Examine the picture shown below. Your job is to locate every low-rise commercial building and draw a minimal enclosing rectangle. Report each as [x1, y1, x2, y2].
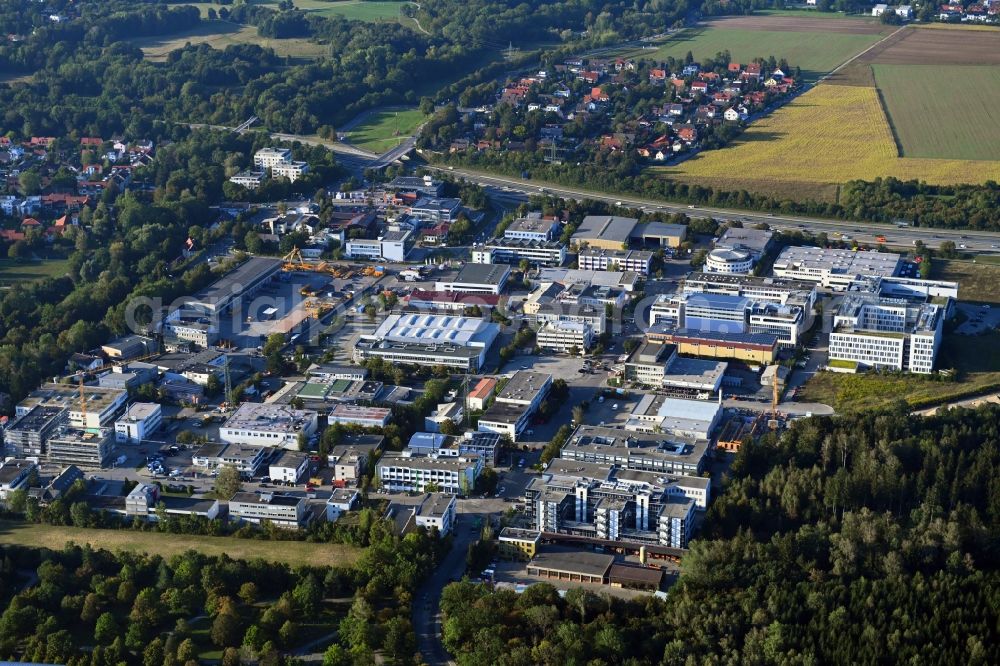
[647, 326, 779, 363]
[534, 302, 607, 336]
[498, 527, 541, 560]
[405, 290, 502, 312]
[624, 341, 726, 393]
[329, 404, 392, 428]
[536, 320, 594, 353]
[414, 493, 458, 536]
[269, 450, 309, 484]
[376, 452, 482, 494]
[713, 226, 774, 261]
[329, 435, 385, 485]
[354, 313, 500, 372]
[220, 403, 319, 450]
[829, 294, 944, 373]
[704, 247, 754, 274]
[435, 263, 511, 295]
[114, 403, 162, 444]
[467, 377, 497, 411]
[0, 459, 36, 501]
[504, 214, 561, 242]
[577, 248, 654, 275]
[478, 371, 552, 442]
[326, 487, 361, 521]
[192, 442, 271, 477]
[229, 492, 308, 529]
[627, 394, 722, 440]
[571, 215, 638, 250]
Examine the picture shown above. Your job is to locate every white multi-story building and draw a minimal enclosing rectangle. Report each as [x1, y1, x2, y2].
[254, 148, 292, 169]
[229, 492, 308, 529]
[414, 493, 458, 536]
[477, 371, 552, 441]
[376, 452, 482, 495]
[657, 497, 695, 549]
[229, 170, 265, 189]
[577, 248, 654, 275]
[472, 238, 566, 267]
[536, 320, 593, 352]
[17, 384, 128, 431]
[114, 403, 162, 444]
[268, 450, 309, 484]
[270, 161, 310, 183]
[704, 247, 754, 274]
[828, 294, 943, 373]
[354, 313, 501, 372]
[504, 215, 560, 242]
[220, 403, 319, 450]
[0, 459, 36, 501]
[652, 291, 808, 346]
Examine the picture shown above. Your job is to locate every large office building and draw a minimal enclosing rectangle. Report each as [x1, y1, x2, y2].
[478, 370, 552, 442]
[353, 313, 500, 371]
[560, 424, 709, 479]
[534, 302, 607, 336]
[577, 248, 654, 275]
[16, 383, 127, 431]
[525, 459, 700, 547]
[3, 405, 66, 458]
[684, 271, 818, 310]
[772, 246, 901, 290]
[504, 214, 561, 242]
[220, 403, 319, 450]
[829, 294, 944, 373]
[472, 238, 567, 267]
[376, 452, 483, 494]
[435, 263, 511, 295]
[704, 247, 754, 274]
[536, 320, 594, 353]
[651, 292, 809, 346]
[46, 426, 114, 469]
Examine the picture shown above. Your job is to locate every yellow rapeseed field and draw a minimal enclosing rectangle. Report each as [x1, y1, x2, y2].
[656, 85, 1000, 200]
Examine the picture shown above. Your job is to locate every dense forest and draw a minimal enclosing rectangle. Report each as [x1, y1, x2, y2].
[440, 403, 1000, 664]
[0, 518, 445, 664]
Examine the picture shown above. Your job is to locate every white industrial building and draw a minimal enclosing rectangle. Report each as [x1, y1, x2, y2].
[828, 294, 944, 373]
[771, 246, 901, 290]
[114, 403, 162, 444]
[627, 394, 723, 440]
[220, 403, 319, 450]
[353, 313, 501, 372]
[536, 320, 594, 353]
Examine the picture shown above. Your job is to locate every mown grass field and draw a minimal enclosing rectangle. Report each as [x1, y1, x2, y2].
[800, 331, 1000, 413]
[0, 521, 362, 567]
[932, 259, 1000, 304]
[173, 0, 408, 21]
[646, 26, 883, 82]
[344, 107, 427, 153]
[655, 85, 1000, 202]
[873, 65, 1000, 161]
[0, 257, 71, 285]
[131, 20, 329, 60]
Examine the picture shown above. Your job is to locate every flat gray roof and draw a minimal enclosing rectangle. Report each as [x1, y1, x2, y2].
[191, 257, 282, 308]
[453, 263, 511, 286]
[574, 215, 638, 243]
[529, 550, 614, 577]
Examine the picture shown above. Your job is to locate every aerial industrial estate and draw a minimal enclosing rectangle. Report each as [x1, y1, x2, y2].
[0, 1, 998, 663]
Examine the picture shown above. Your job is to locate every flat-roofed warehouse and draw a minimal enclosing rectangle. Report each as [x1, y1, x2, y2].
[526, 550, 615, 584]
[435, 263, 511, 295]
[631, 221, 687, 248]
[771, 246, 901, 291]
[571, 215, 638, 250]
[187, 257, 283, 315]
[354, 313, 500, 371]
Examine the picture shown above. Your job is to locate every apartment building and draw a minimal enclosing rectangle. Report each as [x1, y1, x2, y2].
[828, 294, 943, 373]
[253, 148, 292, 169]
[220, 403, 319, 450]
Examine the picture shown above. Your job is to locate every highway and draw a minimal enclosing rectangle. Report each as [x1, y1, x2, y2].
[423, 165, 1000, 254]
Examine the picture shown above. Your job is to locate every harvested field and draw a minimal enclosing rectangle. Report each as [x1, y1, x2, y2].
[874, 65, 1000, 161]
[130, 20, 328, 60]
[656, 85, 1000, 201]
[827, 24, 1000, 85]
[703, 14, 888, 34]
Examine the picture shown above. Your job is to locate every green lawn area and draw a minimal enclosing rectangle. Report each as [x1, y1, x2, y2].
[0, 521, 362, 568]
[874, 64, 1000, 161]
[800, 331, 1000, 412]
[0, 257, 71, 285]
[932, 259, 1000, 304]
[343, 107, 427, 154]
[646, 26, 883, 81]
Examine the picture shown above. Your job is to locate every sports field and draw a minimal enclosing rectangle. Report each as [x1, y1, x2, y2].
[0, 257, 71, 286]
[343, 107, 427, 154]
[0, 520, 362, 567]
[874, 65, 1000, 161]
[656, 84, 1000, 202]
[131, 21, 329, 60]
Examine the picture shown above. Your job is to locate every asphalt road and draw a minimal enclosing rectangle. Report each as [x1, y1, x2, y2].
[425, 165, 1000, 254]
